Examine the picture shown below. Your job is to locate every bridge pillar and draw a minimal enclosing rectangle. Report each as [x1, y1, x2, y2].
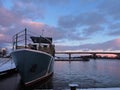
[93, 53, 97, 59]
[68, 53, 71, 60]
[117, 54, 120, 59]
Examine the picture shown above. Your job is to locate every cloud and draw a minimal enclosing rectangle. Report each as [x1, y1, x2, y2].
[58, 0, 120, 39]
[0, 5, 66, 43]
[56, 38, 120, 51]
[82, 25, 104, 36]
[109, 23, 120, 30]
[0, 0, 120, 52]
[58, 15, 78, 28]
[0, 7, 20, 27]
[10, 0, 70, 20]
[21, 20, 45, 30]
[98, 0, 120, 20]
[21, 20, 88, 42]
[0, 34, 4, 39]
[81, 12, 107, 25]
[11, 1, 45, 20]
[65, 29, 88, 40]
[108, 31, 120, 36]
[0, 0, 73, 42]
[0, 0, 2, 6]
[20, 20, 66, 40]
[0, 33, 11, 43]
[79, 0, 97, 3]
[95, 0, 120, 37]
[106, 22, 120, 36]
[0, 7, 64, 49]
[45, 0, 70, 6]
[79, 38, 120, 50]
[58, 12, 107, 29]
[12, 0, 69, 6]
[0, 4, 65, 42]
[0, 43, 11, 49]
[58, 12, 106, 38]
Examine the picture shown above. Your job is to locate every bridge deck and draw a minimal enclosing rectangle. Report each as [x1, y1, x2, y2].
[55, 51, 120, 54]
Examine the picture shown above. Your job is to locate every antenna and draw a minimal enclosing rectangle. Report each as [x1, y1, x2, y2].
[42, 29, 44, 36]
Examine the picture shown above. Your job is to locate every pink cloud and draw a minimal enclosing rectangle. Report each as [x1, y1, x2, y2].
[19, 20, 65, 40]
[0, 33, 10, 43]
[55, 38, 120, 51]
[114, 38, 120, 47]
[0, 7, 20, 27]
[0, 34, 4, 38]
[21, 20, 45, 30]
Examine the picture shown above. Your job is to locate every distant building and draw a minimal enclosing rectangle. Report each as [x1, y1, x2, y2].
[0, 48, 7, 57]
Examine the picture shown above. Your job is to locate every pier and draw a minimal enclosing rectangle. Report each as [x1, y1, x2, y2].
[0, 58, 16, 76]
[55, 51, 120, 59]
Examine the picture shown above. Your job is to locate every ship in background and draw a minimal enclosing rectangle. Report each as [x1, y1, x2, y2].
[11, 28, 55, 86]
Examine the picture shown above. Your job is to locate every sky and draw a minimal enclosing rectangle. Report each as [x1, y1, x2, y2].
[0, 0, 120, 52]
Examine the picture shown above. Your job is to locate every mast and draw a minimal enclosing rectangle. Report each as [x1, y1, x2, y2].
[25, 28, 27, 48]
[15, 34, 18, 49]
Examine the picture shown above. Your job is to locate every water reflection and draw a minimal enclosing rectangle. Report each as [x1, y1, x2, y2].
[53, 59, 120, 89]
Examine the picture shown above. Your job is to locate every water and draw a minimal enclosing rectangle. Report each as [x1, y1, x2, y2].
[53, 59, 120, 89]
[0, 58, 120, 90]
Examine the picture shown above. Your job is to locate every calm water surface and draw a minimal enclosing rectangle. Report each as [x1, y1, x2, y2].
[53, 59, 120, 89]
[0, 59, 120, 90]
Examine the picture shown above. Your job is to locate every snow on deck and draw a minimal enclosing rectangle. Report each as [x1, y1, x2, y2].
[0, 58, 15, 72]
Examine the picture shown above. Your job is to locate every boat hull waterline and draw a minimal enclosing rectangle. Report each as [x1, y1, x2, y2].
[11, 49, 54, 86]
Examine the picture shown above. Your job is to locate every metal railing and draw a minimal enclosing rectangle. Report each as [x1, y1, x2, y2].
[12, 28, 35, 50]
[12, 28, 53, 51]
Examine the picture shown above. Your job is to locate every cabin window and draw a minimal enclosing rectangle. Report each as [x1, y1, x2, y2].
[43, 45, 48, 49]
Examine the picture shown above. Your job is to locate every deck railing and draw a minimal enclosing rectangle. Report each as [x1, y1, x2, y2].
[12, 28, 35, 50]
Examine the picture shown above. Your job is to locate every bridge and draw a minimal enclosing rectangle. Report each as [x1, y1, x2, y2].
[55, 51, 120, 59]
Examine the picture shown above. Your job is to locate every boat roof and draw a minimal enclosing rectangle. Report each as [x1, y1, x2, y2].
[30, 36, 52, 44]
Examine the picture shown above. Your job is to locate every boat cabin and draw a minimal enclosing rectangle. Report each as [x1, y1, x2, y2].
[12, 29, 55, 57]
[29, 36, 55, 56]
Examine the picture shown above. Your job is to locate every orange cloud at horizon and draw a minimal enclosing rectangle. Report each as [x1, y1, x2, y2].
[97, 54, 117, 57]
